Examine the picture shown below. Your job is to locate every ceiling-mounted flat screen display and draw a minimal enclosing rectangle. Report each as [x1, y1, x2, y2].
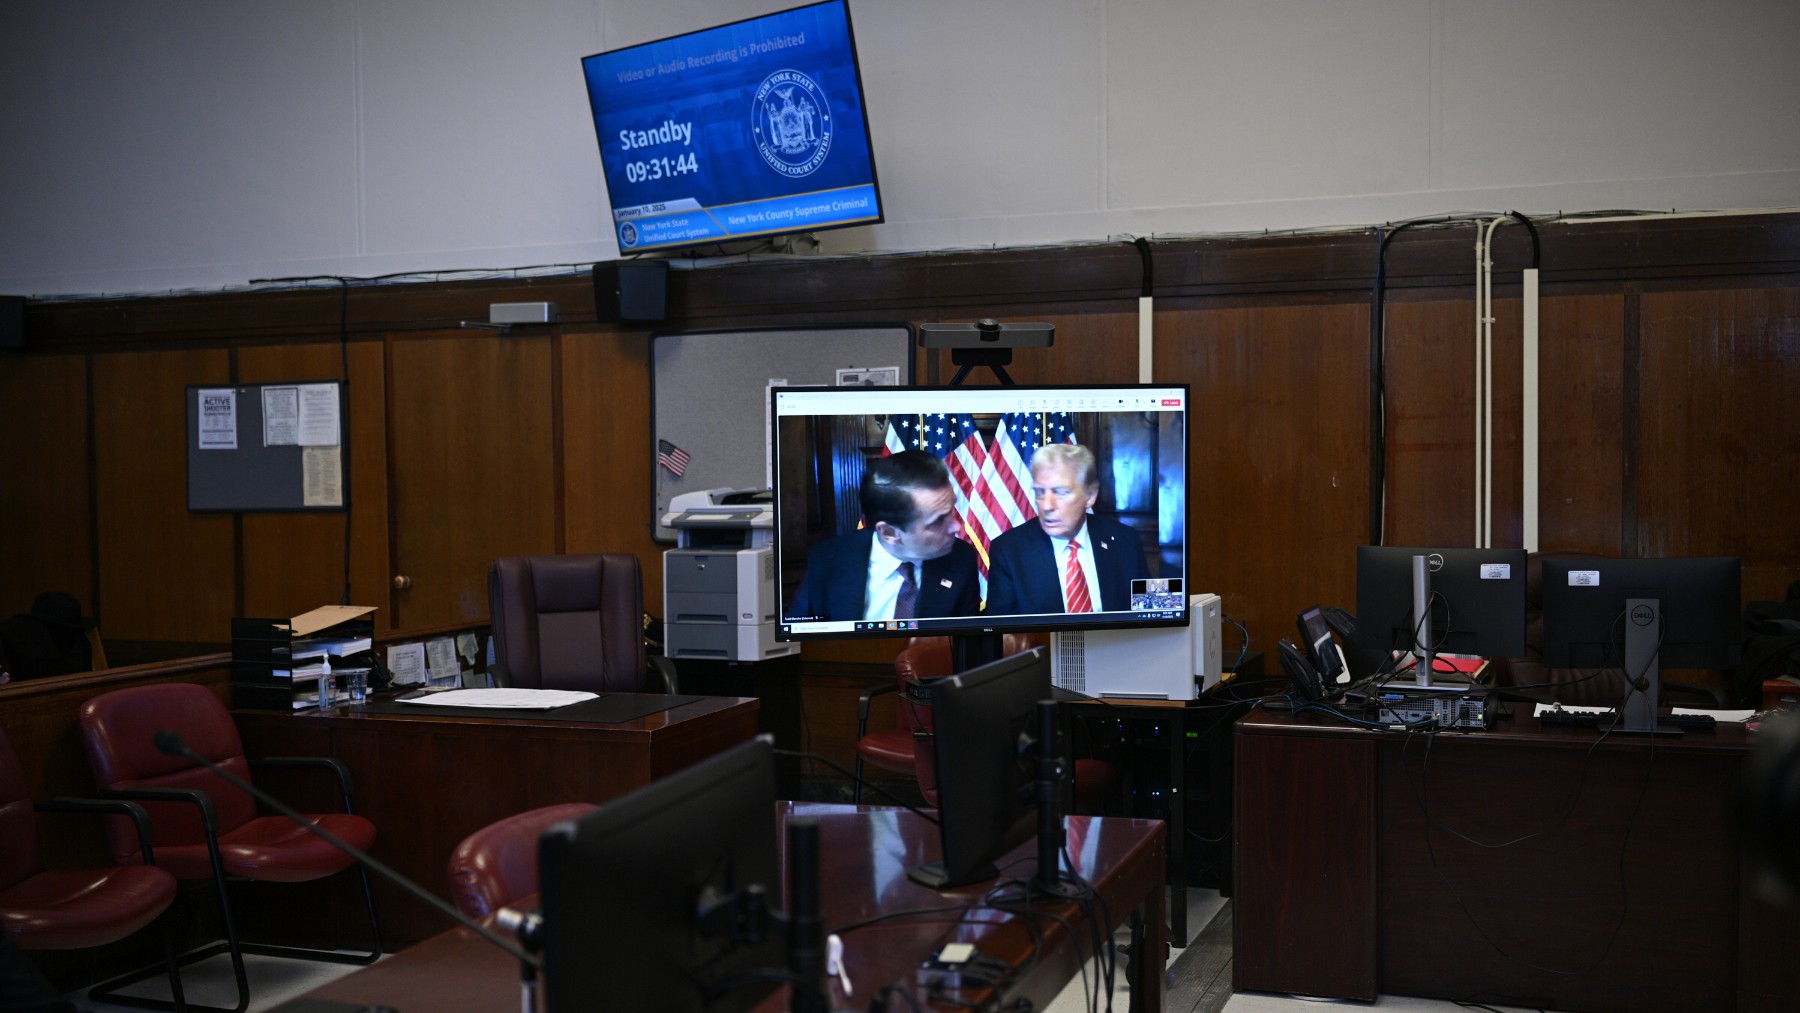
[580, 0, 882, 253]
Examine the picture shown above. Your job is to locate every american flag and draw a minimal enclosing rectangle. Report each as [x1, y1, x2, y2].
[885, 415, 988, 521]
[968, 412, 1077, 570]
[657, 439, 691, 477]
[884, 411, 1077, 583]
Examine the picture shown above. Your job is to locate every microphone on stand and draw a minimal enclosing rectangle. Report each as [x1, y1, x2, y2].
[152, 730, 544, 1010]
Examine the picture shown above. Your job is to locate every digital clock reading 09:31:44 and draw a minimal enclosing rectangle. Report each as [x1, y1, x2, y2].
[625, 152, 699, 183]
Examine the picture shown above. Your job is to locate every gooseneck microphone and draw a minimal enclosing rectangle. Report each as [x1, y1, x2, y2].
[151, 730, 540, 971]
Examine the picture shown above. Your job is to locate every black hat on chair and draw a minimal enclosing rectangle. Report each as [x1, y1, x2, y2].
[25, 591, 97, 629]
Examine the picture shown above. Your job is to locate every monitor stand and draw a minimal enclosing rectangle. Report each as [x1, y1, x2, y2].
[1618, 597, 1682, 735]
[950, 631, 1005, 675]
[1032, 700, 1071, 895]
[1379, 553, 1478, 693]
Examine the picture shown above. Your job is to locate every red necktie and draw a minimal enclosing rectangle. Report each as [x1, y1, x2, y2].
[1064, 541, 1092, 613]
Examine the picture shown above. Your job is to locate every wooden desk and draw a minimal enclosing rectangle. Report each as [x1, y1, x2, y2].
[1233, 708, 1800, 1012]
[236, 693, 759, 947]
[297, 803, 1168, 1012]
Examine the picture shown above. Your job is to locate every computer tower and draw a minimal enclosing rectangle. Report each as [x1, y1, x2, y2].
[1050, 593, 1223, 700]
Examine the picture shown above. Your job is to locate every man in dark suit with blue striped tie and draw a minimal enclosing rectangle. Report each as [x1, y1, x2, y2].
[785, 450, 982, 623]
[984, 443, 1146, 616]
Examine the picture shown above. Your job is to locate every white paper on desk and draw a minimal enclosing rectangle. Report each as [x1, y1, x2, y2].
[387, 642, 427, 686]
[1537, 703, 1756, 723]
[197, 388, 238, 449]
[425, 637, 460, 685]
[397, 688, 597, 710]
[297, 383, 341, 446]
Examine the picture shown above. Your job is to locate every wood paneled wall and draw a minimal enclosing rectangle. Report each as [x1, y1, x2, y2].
[4, 214, 1797, 677]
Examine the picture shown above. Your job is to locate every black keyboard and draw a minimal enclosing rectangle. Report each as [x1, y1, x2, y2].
[1537, 709, 1716, 731]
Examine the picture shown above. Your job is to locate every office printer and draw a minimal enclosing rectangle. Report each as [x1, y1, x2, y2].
[660, 488, 799, 662]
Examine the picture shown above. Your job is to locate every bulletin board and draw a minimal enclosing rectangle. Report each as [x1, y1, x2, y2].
[649, 325, 913, 542]
[186, 381, 346, 512]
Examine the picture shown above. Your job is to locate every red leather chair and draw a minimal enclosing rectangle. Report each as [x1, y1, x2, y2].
[0, 729, 184, 1010]
[77, 682, 382, 1013]
[860, 635, 1119, 814]
[446, 802, 597, 920]
[853, 634, 1040, 803]
[489, 554, 676, 693]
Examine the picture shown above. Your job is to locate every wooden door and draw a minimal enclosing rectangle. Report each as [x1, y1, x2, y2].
[387, 331, 556, 628]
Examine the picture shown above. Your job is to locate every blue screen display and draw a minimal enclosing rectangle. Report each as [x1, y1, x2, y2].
[582, 1, 882, 252]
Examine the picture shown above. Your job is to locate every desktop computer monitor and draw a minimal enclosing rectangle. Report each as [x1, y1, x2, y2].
[910, 647, 1057, 889]
[1355, 546, 1529, 662]
[771, 384, 1190, 647]
[538, 736, 784, 1013]
[1541, 556, 1742, 670]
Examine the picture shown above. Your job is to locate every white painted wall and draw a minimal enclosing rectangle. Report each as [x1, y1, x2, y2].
[2, 0, 1797, 297]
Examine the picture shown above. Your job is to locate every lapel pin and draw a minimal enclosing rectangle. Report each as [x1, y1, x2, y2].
[939, 578, 954, 588]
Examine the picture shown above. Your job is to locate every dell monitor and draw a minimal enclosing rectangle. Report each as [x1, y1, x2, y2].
[909, 646, 1060, 890]
[1540, 556, 1741, 733]
[771, 383, 1190, 662]
[1355, 546, 1528, 688]
[580, 1, 882, 253]
[539, 736, 790, 1012]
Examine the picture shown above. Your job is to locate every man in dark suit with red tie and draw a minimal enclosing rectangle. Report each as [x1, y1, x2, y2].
[785, 450, 982, 623]
[984, 443, 1146, 616]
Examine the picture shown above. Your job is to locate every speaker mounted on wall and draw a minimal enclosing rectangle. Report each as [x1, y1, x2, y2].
[0, 296, 24, 351]
[593, 260, 668, 323]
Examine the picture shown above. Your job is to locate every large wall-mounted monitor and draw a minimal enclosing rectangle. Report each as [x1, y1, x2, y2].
[580, 0, 882, 253]
[771, 384, 1190, 641]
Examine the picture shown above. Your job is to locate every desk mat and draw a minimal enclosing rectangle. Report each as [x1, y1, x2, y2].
[352, 693, 703, 724]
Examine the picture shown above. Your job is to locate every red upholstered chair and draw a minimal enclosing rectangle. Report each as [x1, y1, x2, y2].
[447, 802, 597, 920]
[489, 554, 676, 693]
[0, 729, 184, 1009]
[77, 682, 382, 1013]
[854, 635, 1038, 803]
[859, 635, 1119, 813]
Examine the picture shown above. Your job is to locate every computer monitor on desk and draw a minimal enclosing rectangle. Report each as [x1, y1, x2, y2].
[538, 736, 795, 1013]
[911, 647, 1065, 891]
[1355, 546, 1528, 689]
[1541, 556, 1742, 733]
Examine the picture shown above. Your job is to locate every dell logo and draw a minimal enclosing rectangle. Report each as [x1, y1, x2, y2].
[1630, 603, 1656, 626]
[1427, 553, 1445, 572]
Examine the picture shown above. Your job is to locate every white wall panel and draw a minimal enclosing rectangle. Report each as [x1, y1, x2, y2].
[1, 0, 1796, 295]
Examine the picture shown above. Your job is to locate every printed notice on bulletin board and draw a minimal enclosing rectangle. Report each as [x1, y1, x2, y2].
[187, 381, 346, 512]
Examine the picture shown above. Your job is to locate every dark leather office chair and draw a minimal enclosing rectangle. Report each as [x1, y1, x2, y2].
[446, 802, 597, 920]
[488, 554, 676, 694]
[0, 729, 184, 1009]
[77, 683, 382, 1013]
[0, 591, 107, 680]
